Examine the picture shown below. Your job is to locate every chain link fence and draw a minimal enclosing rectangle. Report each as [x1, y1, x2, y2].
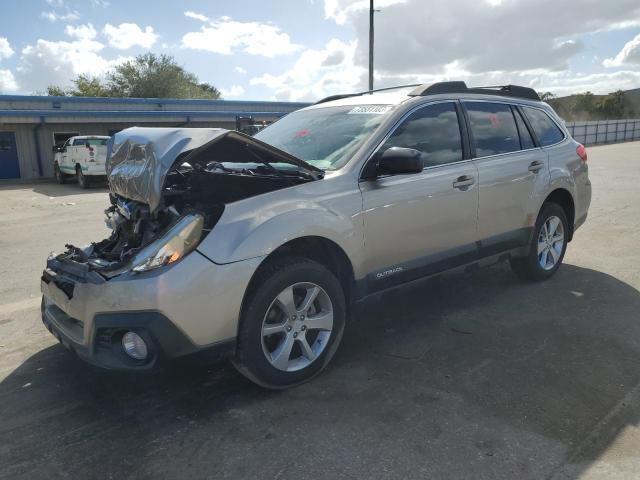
[565, 119, 640, 146]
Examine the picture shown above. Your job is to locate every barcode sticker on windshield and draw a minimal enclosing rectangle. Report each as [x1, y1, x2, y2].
[347, 105, 393, 114]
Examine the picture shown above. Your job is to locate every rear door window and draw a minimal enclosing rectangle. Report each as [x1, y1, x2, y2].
[465, 102, 520, 157]
[513, 107, 536, 150]
[522, 106, 565, 146]
[380, 102, 463, 167]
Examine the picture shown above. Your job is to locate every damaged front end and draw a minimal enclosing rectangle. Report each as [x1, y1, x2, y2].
[45, 127, 323, 289]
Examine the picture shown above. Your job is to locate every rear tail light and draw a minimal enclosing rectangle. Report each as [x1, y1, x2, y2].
[576, 144, 587, 162]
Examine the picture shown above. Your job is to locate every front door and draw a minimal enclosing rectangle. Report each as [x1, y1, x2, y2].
[0, 132, 20, 179]
[359, 101, 479, 293]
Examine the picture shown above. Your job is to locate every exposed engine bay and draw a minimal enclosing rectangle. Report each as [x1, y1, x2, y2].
[47, 128, 323, 282]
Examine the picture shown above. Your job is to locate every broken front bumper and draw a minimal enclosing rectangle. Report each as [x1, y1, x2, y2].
[40, 250, 263, 370]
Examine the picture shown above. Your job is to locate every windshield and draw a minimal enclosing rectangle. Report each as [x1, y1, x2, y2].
[254, 105, 394, 170]
[84, 138, 109, 146]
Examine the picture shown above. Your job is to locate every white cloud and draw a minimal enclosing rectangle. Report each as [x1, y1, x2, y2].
[220, 85, 245, 97]
[103, 23, 158, 50]
[182, 18, 300, 58]
[324, 0, 640, 75]
[235, 66, 247, 74]
[0, 38, 14, 60]
[41, 10, 80, 22]
[45, 0, 64, 6]
[536, 70, 640, 96]
[253, 38, 640, 101]
[64, 23, 97, 41]
[15, 36, 129, 93]
[185, 11, 209, 22]
[250, 38, 365, 101]
[324, 0, 408, 25]
[603, 33, 640, 67]
[0, 70, 18, 92]
[368, 63, 640, 97]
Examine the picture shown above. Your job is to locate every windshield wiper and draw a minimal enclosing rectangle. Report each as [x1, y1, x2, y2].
[244, 145, 316, 180]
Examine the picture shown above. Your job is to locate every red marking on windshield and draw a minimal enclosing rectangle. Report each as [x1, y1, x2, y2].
[295, 129, 310, 138]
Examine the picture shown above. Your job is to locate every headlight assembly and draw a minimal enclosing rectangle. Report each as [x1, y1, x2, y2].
[131, 213, 204, 273]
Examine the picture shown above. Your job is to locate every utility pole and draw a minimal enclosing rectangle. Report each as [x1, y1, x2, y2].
[368, 0, 374, 91]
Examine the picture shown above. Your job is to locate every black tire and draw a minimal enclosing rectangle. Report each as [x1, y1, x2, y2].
[76, 165, 89, 189]
[233, 256, 346, 389]
[54, 163, 66, 184]
[510, 202, 569, 281]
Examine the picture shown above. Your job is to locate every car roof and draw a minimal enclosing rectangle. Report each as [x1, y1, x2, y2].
[304, 86, 417, 109]
[304, 82, 544, 111]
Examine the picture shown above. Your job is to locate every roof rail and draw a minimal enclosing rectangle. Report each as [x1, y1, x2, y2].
[314, 84, 421, 105]
[409, 81, 540, 101]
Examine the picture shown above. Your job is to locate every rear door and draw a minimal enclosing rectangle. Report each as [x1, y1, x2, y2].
[71, 138, 86, 167]
[464, 101, 548, 254]
[359, 101, 479, 292]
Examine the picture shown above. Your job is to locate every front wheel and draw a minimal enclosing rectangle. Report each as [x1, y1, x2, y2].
[54, 163, 66, 184]
[510, 202, 568, 281]
[76, 165, 89, 189]
[233, 257, 346, 389]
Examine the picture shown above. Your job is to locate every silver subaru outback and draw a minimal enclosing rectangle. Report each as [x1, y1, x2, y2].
[41, 82, 591, 388]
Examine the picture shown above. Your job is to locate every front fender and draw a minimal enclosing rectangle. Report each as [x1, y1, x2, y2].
[197, 182, 365, 276]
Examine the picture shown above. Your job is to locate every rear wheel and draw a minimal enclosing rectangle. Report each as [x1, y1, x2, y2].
[76, 165, 89, 189]
[510, 202, 568, 281]
[54, 163, 66, 184]
[233, 257, 346, 389]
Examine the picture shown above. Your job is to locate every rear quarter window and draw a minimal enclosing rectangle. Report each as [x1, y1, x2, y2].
[522, 106, 565, 146]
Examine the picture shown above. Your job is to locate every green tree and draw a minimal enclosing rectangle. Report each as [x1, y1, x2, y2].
[596, 90, 626, 119]
[69, 74, 111, 97]
[45, 53, 221, 99]
[46, 85, 67, 96]
[108, 53, 220, 99]
[571, 91, 597, 120]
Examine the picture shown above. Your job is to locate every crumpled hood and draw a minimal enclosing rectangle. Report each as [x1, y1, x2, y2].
[107, 127, 321, 213]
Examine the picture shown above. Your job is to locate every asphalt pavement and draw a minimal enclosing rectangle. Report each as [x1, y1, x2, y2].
[1, 142, 640, 479]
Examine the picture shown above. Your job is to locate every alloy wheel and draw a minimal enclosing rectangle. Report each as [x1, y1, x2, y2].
[261, 282, 334, 372]
[537, 215, 564, 270]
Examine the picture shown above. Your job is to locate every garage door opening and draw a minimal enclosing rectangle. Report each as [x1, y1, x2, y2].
[0, 132, 20, 179]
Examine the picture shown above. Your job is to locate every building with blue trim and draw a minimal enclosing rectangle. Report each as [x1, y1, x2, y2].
[0, 95, 308, 181]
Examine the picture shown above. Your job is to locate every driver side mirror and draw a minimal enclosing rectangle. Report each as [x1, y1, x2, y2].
[376, 147, 424, 176]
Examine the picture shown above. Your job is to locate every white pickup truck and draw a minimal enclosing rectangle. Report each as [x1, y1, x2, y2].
[53, 135, 110, 188]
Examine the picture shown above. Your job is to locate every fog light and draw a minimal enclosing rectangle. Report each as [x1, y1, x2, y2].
[122, 331, 148, 360]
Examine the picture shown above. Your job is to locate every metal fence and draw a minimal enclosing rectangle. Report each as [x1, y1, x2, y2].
[565, 119, 640, 146]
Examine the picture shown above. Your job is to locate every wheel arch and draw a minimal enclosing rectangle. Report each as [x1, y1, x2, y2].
[240, 236, 356, 330]
[543, 188, 575, 241]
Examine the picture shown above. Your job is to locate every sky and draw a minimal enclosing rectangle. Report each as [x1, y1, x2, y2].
[1, 0, 640, 101]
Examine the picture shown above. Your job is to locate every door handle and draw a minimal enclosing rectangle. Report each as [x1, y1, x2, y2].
[452, 175, 475, 190]
[528, 161, 544, 173]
